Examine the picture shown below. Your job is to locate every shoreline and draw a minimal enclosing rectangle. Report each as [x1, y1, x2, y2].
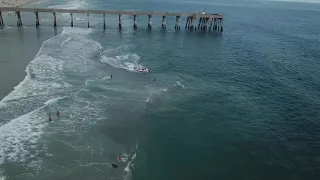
[0, 0, 42, 15]
[0, 0, 40, 7]
[0, 0, 49, 101]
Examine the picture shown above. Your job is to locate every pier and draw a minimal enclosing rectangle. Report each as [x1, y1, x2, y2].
[0, 7, 224, 32]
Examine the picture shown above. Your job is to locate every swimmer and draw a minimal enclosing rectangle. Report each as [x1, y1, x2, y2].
[112, 164, 118, 168]
[110, 74, 113, 79]
[153, 78, 155, 82]
[117, 155, 121, 162]
[49, 113, 52, 121]
[56, 111, 60, 117]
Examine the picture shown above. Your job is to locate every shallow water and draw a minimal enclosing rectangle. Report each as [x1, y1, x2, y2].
[0, 0, 320, 180]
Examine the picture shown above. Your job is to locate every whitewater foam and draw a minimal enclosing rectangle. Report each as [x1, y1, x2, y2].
[0, 104, 46, 164]
[61, 37, 72, 47]
[85, 79, 95, 85]
[124, 142, 139, 180]
[62, 27, 92, 35]
[100, 53, 144, 72]
[48, 0, 87, 9]
[175, 81, 186, 89]
[1, 54, 65, 103]
[44, 96, 67, 105]
[0, 27, 98, 173]
[0, 170, 5, 180]
[146, 96, 151, 103]
[145, 88, 169, 103]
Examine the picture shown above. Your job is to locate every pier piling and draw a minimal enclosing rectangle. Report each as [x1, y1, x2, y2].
[220, 19, 223, 32]
[118, 14, 121, 29]
[216, 18, 218, 31]
[205, 18, 209, 31]
[16, 11, 22, 27]
[148, 15, 152, 29]
[187, 17, 192, 29]
[70, 13, 73, 27]
[103, 14, 106, 30]
[189, 17, 194, 31]
[216, 18, 218, 32]
[202, 18, 205, 30]
[175, 16, 180, 30]
[188, 17, 191, 30]
[53, 12, 56, 27]
[185, 17, 189, 29]
[0, 11, 4, 27]
[209, 18, 213, 31]
[162, 16, 166, 29]
[35, 12, 39, 27]
[87, 13, 89, 28]
[201, 18, 206, 31]
[133, 15, 137, 29]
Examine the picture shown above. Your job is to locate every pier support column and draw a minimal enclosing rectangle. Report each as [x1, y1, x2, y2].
[133, 15, 137, 29]
[221, 19, 223, 33]
[0, 11, 3, 27]
[175, 16, 180, 30]
[148, 15, 152, 29]
[87, 13, 90, 28]
[185, 17, 189, 29]
[35, 12, 39, 27]
[203, 18, 208, 32]
[162, 16, 166, 29]
[103, 14, 106, 30]
[70, 13, 73, 27]
[201, 18, 205, 31]
[198, 18, 202, 29]
[216, 18, 219, 32]
[16, 11, 22, 27]
[188, 17, 193, 30]
[0, 11, 4, 27]
[209, 18, 213, 31]
[53, 12, 56, 27]
[118, 14, 122, 29]
[189, 17, 194, 31]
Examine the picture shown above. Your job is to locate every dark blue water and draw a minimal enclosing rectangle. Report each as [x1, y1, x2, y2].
[0, 0, 320, 180]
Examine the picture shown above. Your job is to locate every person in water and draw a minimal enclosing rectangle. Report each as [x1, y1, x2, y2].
[117, 155, 121, 162]
[153, 78, 155, 82]
[56, 111, 60, 117]
[49, 113, 52, 121]
[110, 74, 113, 79]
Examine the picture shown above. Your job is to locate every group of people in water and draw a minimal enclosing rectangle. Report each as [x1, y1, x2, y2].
[48, 111, 129, 169]
[47, 67, 153, 169]
[48, 111, 60, 121]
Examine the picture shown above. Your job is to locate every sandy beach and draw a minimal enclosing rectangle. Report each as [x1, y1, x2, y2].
[0, 0, 41, 16]
[0, 0, 39, 7]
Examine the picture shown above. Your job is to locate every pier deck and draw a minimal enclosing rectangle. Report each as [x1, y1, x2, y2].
[0, 7, 224, 32]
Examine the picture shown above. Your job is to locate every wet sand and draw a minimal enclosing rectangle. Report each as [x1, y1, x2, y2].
[0, 0, 39, 7]
[0, 0, 59, 100]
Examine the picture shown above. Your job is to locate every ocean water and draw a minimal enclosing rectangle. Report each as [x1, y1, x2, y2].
[0, 0, 320, 180]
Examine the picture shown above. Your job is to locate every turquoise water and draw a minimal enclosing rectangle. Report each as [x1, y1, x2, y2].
[0, 0, 320, 179]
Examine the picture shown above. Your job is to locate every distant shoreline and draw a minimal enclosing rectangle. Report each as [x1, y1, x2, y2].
[0, 0, 42, 15]
[266, 0, 320, 4]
